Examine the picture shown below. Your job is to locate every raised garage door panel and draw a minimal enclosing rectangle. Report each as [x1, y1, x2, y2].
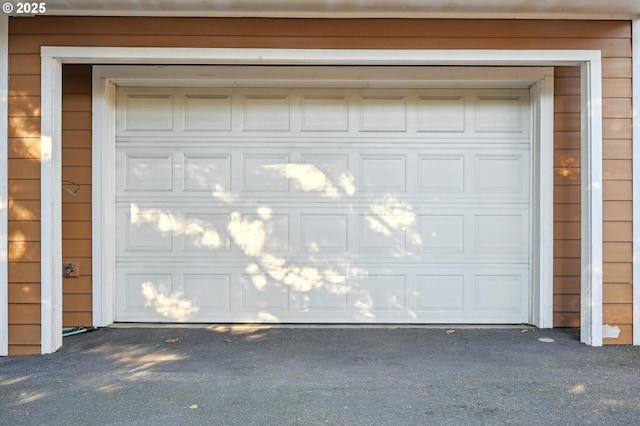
[115, 86, 531, 323]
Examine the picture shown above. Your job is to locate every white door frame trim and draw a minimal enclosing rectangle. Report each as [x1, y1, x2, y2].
[39, 47, 603, 353]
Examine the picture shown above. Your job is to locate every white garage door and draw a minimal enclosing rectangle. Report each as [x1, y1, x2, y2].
[114, 85, 531, 323]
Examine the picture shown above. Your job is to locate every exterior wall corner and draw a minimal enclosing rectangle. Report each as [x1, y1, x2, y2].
[1, 14, 9, 356]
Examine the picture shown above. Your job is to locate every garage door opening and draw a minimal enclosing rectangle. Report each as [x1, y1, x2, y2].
[98, 66, 552, 325]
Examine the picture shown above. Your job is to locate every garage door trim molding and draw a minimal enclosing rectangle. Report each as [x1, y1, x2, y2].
[38, 47, 603, 353]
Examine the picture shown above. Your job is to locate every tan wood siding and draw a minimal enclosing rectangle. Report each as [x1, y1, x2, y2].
[6, 17, 633, 353]
[7, 21, 42, 353]
[61, 65, 93, 328]
[553, 67, 582, 328]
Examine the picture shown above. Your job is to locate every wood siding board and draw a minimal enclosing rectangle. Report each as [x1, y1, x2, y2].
[554, 222, 581, 240]
[554, 66, 580, 78]
[62, 94, 92, 112]
[8, 137, 40, 159]
[62, 221, 92, 240]
[8, 345, 41, 356]
[602, 78, 633, 98]
[554, 77, 581, 95]
[603, 159, 632, 180]
[602, 242, 633, 263]
[603, 262, 633, 283]
[62, 130, 92, 148]
[8, 303, 41, 324]
[554, 312, 580, 327]
[61, 148, 91, 167]
[8, 159, 40, 180]
[603, 119, 633, 139]
[8, 200, 40, 221]
[603, 283, 633, 304]
[8, 117, 40, 138]
[554, 294, 581, 312]
[603, 304, 633, 324]
[554, 149, 581, 167]
[62, 240, 92, 258]
[601, 58, 633, 78]
[554, 204, 581, 222]
[8, 54, 40, 75]
[61, 203, 92, 222]
[554, 113, 581, 132]
[63, 276, 92, 294]
[603, 201, 632, 221]
[8, 220, 40, 242]
[603, 222, 632, 241]
[603, 325, 632, 345]
[61, 185, 92, 204]
[8, 325, 40, 345]
[554, 95, 581, 113]
[62, 312, 92, 327]
[553, 132, 581, 150]
[553, 258, 581, 276]
[603, 98, 633, 119]
[62, 76, 92, 95]
[8, 283, 40, 303]
[8, 75, 40, 95]
[554, 240, 581, 258]
[61, 167, 92, 185]
[8, 241, 40, 262]
[603, 180, 632, 201]
[62, 294, 92, 312]
[554, 186, 581, 204]
[8, 17, 632, 38]
[8, 96, 40, 117]
[61, 112, 91, 131]
[603, 139, 632, 159]
[62, 64, 92, 77]
[8, 262, 40, 282]
[554, 168, 581, 186]
[554, 276, 581, 295]
[8, 179, 40, 199]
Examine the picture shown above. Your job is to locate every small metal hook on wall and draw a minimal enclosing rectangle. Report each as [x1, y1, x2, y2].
[62, 180, 81, 196]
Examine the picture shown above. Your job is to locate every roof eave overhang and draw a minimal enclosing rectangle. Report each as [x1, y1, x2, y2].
[13, 0, 640, 20]
[28, 12, 639, 20]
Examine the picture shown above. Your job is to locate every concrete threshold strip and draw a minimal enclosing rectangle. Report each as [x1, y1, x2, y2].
[106, 323, 536, 330]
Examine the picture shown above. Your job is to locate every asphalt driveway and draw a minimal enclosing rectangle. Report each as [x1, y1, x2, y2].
[1, 326, 639, 425]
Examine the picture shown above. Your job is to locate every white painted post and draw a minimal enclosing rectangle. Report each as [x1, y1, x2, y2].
[40, 54, 63, 354]
[580, 56, 604, 347]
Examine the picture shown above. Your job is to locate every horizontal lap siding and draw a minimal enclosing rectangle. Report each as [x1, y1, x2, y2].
[7, 17, 633, 353]
[553, 67, 582, 331]
[61, 65, 92, 328]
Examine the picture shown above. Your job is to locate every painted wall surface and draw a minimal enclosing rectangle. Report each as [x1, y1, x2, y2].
[6, 17, 633, 354]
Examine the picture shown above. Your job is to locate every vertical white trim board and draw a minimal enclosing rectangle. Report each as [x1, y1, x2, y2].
[633, 17, 640, 346]
[0, 15, 9, 356]
[40, 47, 603, 353]
[529, 74, 555, 329]
[91, 75, 117, 328]
[40, 56, 64, 354]
[580, 58, 604, 346]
